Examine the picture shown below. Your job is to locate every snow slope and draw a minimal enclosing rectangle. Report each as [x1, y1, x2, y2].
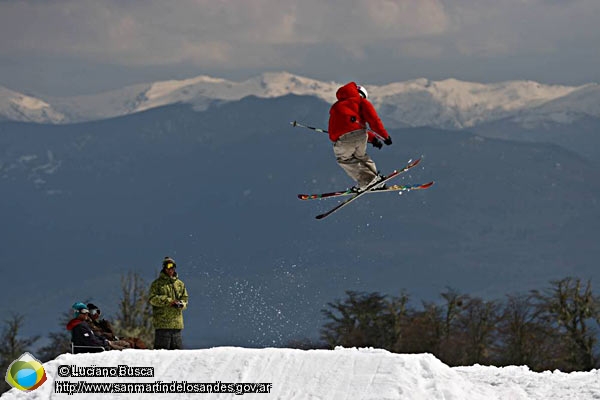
[513, 83, 600, 126]
[0, 86, 65, 124]
[3, 347, 599, 399]
[370, 78, 593, 129]
[1, 73, 598, 128]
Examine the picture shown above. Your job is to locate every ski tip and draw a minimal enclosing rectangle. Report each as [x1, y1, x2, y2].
[315, 214, 326, 220]
[290, 120, 297, 127]
[421, 181, 435, 189]
[409, 157, 422, 167]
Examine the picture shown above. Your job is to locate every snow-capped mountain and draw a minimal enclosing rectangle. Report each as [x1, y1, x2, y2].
[0, 73, 339, 124]
[371, 78, 596, 129]
[0, 86, 66, 123]
[512, 83, 600, 127]
[0, 72, 598, 129]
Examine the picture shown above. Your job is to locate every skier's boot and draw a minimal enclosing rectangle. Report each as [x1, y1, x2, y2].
[359, 174, 385, 192]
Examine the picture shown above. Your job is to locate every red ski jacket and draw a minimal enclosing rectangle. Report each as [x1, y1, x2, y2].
[327, 82, 390, 142]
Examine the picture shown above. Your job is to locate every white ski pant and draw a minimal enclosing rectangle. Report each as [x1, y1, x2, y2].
[333, 129, 378, 187]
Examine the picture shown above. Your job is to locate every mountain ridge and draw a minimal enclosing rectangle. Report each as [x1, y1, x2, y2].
[1, 72, 598, 130]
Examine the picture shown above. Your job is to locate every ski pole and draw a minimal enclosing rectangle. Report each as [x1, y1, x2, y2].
[290, 120, 387, 141]
[290, 120, 328, 133]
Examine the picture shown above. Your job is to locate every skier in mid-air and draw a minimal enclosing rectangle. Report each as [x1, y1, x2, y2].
[294, 81, 432, 219]
[328, 82, 393, 192]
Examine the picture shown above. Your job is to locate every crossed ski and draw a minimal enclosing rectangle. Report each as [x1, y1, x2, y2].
[300, 158, 432, 220]
[298, 181, 434, 200]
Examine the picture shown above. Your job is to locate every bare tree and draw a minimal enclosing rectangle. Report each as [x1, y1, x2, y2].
[436, 289, 470, 365]
[458, 297, 500, 365]
[318, 277, 600, 371]
[531, 277, 600, 371]
[321, 291, 399, 349]
[496, 294, 562, 371]
[112, 272, 154, 348]
[398, 302, 442, 355]
[0, 314, 39, 394]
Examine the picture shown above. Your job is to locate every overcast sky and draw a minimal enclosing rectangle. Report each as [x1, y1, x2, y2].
[1, 0, 599, 96]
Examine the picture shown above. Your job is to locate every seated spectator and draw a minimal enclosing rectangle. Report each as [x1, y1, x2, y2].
[66, 302, 109, 352]
[87, 303, 147, 349]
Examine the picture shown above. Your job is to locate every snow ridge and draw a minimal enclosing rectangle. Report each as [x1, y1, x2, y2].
[3, 347, 598, 400]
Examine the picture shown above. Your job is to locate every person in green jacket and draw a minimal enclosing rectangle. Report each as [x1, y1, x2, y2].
[148, 256, 189, 349]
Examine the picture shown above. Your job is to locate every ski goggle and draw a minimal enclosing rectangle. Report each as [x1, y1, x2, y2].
[165, 262, 176, 269]
[90, 309, 101, 316]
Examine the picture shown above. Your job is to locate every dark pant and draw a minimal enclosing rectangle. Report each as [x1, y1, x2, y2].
[154, 329, 183, 350]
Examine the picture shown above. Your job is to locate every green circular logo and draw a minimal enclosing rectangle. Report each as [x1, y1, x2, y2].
[5, 352, 47, 392]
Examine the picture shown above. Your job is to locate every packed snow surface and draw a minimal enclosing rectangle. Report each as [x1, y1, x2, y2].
[3, 347, 599, 399]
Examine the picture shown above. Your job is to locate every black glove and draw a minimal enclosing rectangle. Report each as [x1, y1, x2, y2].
[370, 138, 383, 149]
[384, 136, 392, 146]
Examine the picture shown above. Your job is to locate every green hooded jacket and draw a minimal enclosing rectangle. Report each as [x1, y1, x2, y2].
[148, 271, 189, 330]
